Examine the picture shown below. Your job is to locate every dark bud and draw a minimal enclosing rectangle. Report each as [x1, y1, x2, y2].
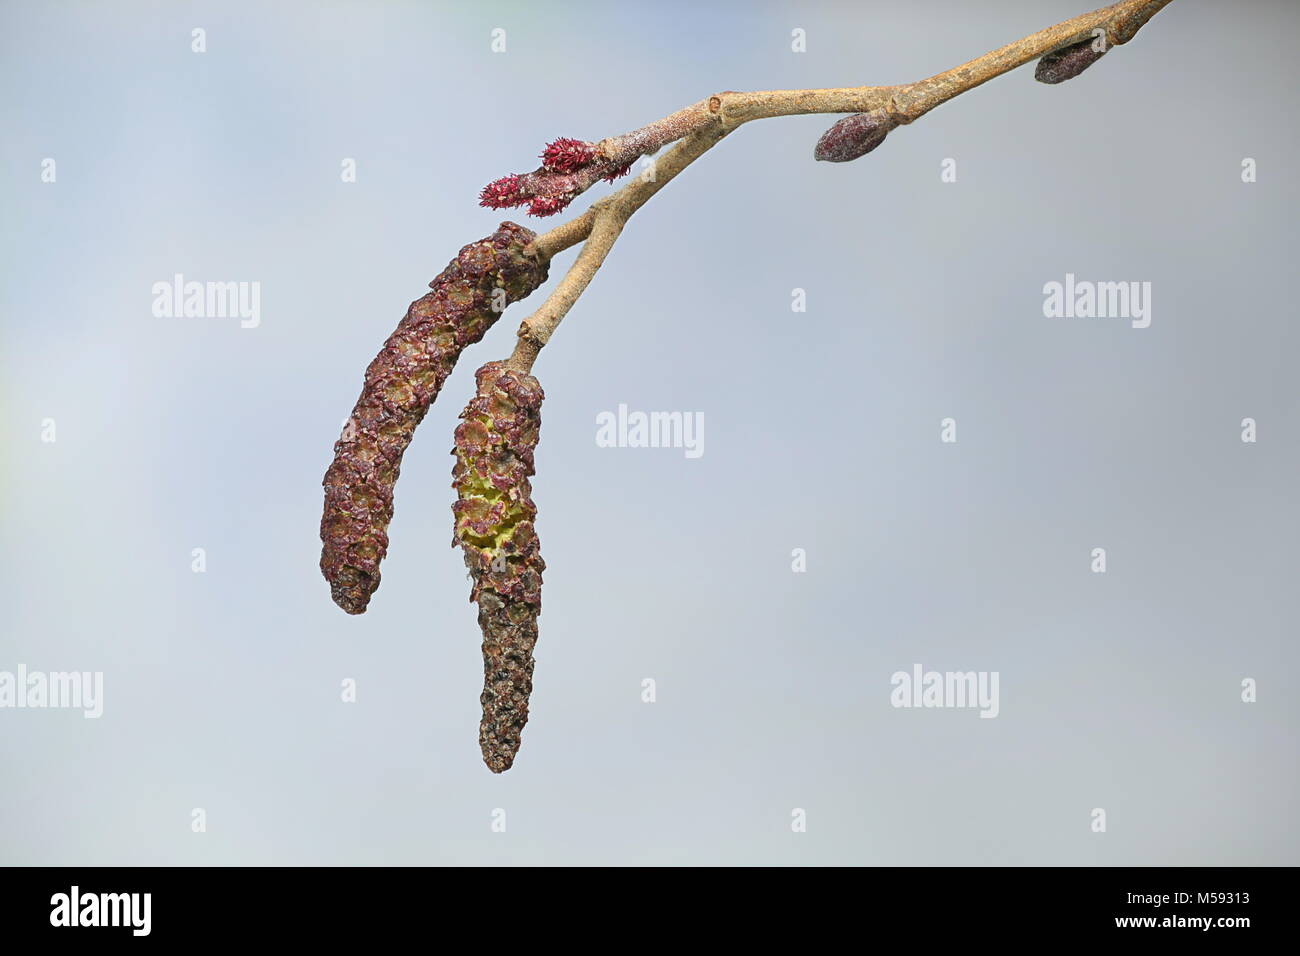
[813, 111, 895, 163]
[1035, 36, 1108, 84]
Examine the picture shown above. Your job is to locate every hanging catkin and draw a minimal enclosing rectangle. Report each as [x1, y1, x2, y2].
[320, 223, 549, 614]
[451, 362, 546, 773]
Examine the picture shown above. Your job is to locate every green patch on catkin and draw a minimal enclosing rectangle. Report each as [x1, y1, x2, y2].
[451, 362, 546, 773]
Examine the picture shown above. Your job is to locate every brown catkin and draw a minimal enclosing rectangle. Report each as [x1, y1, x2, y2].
[320, 223, 548, 614]
[451, 362, 546, 773]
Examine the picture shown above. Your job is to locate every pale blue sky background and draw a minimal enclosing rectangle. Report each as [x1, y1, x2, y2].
[2, 0, 1296, 865]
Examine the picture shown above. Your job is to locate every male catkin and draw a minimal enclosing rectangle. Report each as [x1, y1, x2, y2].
[451, 362, 546, 773]
[320, 223, 548, 614]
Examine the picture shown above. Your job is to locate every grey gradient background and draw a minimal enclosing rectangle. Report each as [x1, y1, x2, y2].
[2, 0, 1296, 866]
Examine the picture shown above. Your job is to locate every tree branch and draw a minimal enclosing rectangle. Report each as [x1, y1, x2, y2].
[507, 125, 732, 371]
[503, 0, 1173, 371]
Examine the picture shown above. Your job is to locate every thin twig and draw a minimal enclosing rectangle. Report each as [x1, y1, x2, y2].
[510, 0, 1173, 369]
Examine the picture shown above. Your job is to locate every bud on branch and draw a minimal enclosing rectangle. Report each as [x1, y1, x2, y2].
[479, 136, 639, 218]
[814, 111, 897, 163]
[1035, 35, 1108, 84]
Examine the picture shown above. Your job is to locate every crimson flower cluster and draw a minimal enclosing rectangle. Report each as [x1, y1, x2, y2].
[479, 137, 633, 217]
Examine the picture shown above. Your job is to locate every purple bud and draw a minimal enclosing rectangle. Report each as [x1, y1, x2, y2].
[813, 111, 894, 163]
[1035, 36, 1108, 84]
